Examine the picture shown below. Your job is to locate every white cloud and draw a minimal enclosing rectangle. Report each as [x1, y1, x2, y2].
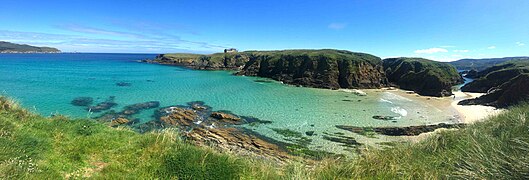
[517, 42, 525, 46]
[414, 47, 448, 54]
[487, 46, 496, 49]
[440, 45, 456, 48]
[328, 23, 347, 30]
[453, 49, 469, 53]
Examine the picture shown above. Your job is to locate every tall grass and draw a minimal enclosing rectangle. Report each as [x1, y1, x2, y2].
[1, 96, 529, 179]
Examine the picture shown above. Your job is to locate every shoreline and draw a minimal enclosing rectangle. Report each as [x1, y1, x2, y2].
[451, 91, 503, 124]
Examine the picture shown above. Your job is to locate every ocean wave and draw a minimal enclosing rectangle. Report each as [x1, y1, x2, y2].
[379, 98, 393, 104]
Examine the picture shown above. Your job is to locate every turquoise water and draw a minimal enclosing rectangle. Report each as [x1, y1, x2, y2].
[0, 53, 459, 153]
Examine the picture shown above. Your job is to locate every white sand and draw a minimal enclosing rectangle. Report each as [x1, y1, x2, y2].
[451, 91, 504, 124]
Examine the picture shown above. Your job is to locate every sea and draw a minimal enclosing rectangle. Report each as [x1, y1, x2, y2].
[0, 53, 460, 154]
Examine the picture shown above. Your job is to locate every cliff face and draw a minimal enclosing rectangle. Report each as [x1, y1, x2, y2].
[383, 58, 463, 97]
[236, 50, 387, 89]
[459, 73, 529, 107]
[149, 49, 466, 96]
[459, 60, 529, 107]
[461, 61, 529, 93]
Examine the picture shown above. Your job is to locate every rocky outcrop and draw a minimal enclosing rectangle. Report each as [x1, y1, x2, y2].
[461, 63, 529, 93]
[146, 50, 467, 96]
[336, 123, 466, 136]
[383, 58, 464, 97]
[146, 52, 249, 70]
[459, 60, 529, 107]
[136, 101, 292, 161]
[459, 73, 529, 107]
[236, 50, 387, 89]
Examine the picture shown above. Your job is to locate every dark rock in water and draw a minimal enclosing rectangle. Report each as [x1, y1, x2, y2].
[322, 135, 361, 147]
[305, 131, 315, 136]
[372, 115, 399, 121]
[87, 97, 117, 112]
[254, 79, 273, 83]
[210, 111, 241, 122]
[116, 82, 132, 87]
[240, 116, 273, 124]
[122, 101, 160, 115]
[336, 123, 466, 136]
[146, 80, 155, 82]
[71, 97, 93, 106]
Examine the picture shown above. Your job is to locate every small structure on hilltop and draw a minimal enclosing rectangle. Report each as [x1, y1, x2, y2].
[224, 48, 238, 53]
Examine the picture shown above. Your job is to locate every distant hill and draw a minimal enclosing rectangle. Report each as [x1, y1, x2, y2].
[449, 57, 529, 71]
[383, 57, 463, 97]
[0, 41, 61, 53]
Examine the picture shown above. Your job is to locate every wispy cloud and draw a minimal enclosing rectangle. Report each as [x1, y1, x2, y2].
[516, 42, 525, 46]
[487, 46, 496, 49]
[328, 23, 347, 30]
[453, 49, 469, 53]
[58, 24, 145, 39]
[0, 28, 228, 53]
[414, 47, 448, 54]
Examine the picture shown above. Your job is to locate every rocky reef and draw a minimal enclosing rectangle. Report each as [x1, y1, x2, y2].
[383, 58, 463, 97]
[336, 123, 466, 136]
[460, 60, 529, 107]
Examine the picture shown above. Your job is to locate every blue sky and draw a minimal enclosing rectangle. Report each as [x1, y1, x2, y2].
[0, 0, 528, 61]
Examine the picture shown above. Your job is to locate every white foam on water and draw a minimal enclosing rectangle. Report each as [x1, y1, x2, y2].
[379, 98, 393, 104]
[391, 106, 408, 117]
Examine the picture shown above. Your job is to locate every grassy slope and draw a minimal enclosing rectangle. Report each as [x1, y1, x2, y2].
[1, 96, 529, 179]
[384, 57, 461, 83]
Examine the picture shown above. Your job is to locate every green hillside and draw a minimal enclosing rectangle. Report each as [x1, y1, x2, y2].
[0, 41, 60, 53]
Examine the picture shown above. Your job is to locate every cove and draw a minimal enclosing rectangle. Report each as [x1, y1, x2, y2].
[0, 53, 460, 154]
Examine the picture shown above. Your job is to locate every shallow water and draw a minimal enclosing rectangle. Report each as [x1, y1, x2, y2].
[0, 53, 459, 154]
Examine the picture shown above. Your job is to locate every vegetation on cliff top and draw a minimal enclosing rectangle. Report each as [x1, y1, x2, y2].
[460, 60, 529, 107]
[2, 96, 529, 179]
[0, 41, 60, 53]
[383, 57, 463, 97]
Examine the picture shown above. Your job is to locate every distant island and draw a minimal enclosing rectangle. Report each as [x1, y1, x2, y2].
[0, 41, 61, 53]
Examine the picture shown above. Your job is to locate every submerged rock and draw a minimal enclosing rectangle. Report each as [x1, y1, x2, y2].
[71, 97, 93, 106]
[116, 82, 132, 87]
[210, 112, 241, 122]
[372, 115, 399, 121]
[322, 135, 361, 147]
[122, 101, 160, 115]
[87, 97, 117, 112]
[336, 123, 466, 136]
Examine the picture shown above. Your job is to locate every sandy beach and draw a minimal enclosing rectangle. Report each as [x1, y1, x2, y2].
[451, 91, 504, 124]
